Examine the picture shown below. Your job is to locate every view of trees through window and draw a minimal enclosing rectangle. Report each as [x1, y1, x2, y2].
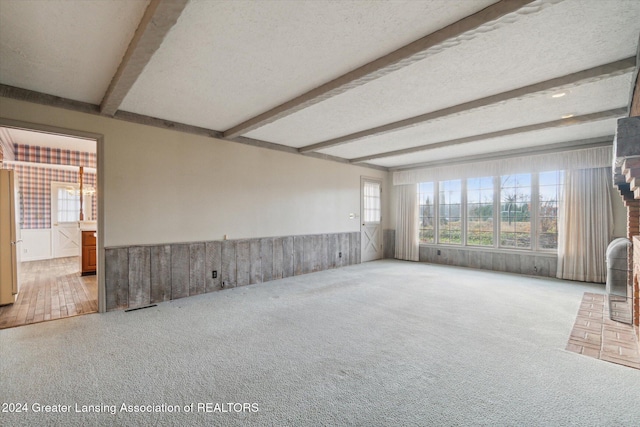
[467, 177, 494, 246]
[438, 180, 461, 244]
[418, 182, 435, 243]
[500, 174, 531, 248]
[539, 170, 564, 249]
[417, 171, 563, 251]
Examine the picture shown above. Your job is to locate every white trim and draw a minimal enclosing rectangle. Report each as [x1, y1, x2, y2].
[0, 127, 16, 160]
[4, 160, 96, 174]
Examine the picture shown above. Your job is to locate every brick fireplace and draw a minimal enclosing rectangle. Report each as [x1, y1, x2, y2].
[613, 116, 640, 339]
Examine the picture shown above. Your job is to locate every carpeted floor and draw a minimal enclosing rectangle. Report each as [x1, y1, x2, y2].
[1, 260, 639, 426]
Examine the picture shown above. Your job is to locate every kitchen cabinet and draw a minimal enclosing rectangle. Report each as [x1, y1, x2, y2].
[81, 230, 96, 275]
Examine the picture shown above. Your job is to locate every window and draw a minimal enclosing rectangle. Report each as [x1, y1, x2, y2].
[500, 174, 531, 248]
[538, 170, 563, 249]
[363, 181, 381, 223]
[467, 177, 494, 246]
[418, 182, 435, 243]
[57, 187, 82, 223]
[53, 182, 92, 223]
[417, 170, 562, 252]
[438, 180, 462, 244]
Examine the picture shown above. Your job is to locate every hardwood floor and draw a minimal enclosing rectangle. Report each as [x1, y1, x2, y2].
[0, 257, 97, 329]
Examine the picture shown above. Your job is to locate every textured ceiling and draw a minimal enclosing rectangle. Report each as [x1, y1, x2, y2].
[0, 0, 638, 170]
[0, 0, 149, 104]
[120, 0, 495, 130]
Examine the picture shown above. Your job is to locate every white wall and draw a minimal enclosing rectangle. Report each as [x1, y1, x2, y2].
[20, 229, 51, 261]
[0, 97, 390, 247]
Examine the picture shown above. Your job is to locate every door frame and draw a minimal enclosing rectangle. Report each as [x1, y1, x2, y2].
[0, 118, 106, 313]
[360, 176, 383, 262]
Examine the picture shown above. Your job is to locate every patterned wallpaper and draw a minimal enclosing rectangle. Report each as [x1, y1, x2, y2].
[15, 144, 96, 168]
[10, 144, 97, 229]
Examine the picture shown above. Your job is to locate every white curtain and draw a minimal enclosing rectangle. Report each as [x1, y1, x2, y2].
[395, 184, 419, 261]
[394, 145, 611, 185]
[557, 167, 613, 283]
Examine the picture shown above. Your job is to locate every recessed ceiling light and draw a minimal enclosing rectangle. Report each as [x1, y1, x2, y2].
[561, 114, 574, 119]
[552, 92, 567, 98]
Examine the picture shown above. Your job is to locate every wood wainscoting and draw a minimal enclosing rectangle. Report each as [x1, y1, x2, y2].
[105, 232, 362, 312]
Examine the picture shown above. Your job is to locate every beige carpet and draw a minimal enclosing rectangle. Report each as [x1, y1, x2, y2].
[1, 260, 639, 426]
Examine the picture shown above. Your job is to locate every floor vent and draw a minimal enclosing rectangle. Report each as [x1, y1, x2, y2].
[125, 304, 157, 312]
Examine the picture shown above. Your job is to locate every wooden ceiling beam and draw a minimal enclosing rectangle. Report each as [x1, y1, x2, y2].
[349, 108, 627, 163]
[0, 84, 388, 172]
[100, 0, 189, 116]
[222, 0, 540, 139]
[300, 57, 635, 153]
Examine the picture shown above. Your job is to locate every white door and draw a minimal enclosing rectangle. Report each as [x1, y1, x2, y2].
[51, 182, 86, 258]
[361, 178, 382, 262]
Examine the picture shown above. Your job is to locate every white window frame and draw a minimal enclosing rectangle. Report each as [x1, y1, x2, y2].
[418, 171, 562, 254]
[51, 181, 93, 224]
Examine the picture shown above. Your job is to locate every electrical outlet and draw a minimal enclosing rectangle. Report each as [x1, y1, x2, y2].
[212, 270, 217, 279]
[534, 266, 538, 272]
[339, 252, 342, 258]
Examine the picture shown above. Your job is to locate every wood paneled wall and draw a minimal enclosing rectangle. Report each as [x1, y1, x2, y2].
[419, 245, 557, 278]
[105, 232, 360, 311]
[383, 229, 395, 259]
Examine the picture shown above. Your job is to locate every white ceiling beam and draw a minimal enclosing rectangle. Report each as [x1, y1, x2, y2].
[300, 57, 635, 153]
[100, 0, 190, 116]
[349, 108, 627, 164]
[222, 0, 541, 139]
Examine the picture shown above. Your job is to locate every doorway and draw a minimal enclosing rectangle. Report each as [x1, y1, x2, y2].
[0, 122, 102, 329]
[51, 181, 93, 258]
[361, 177, 383, 262]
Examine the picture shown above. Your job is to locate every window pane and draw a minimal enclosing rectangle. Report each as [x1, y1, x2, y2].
[439, 179, 461, 244]
[57, 187, 82, 223]
[467, 176, 493, 246]
[538, 171, 563, 249]
[418, 182, 435, 243]
[363, 181, 380, 223]
[500, 174, 531, 248]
